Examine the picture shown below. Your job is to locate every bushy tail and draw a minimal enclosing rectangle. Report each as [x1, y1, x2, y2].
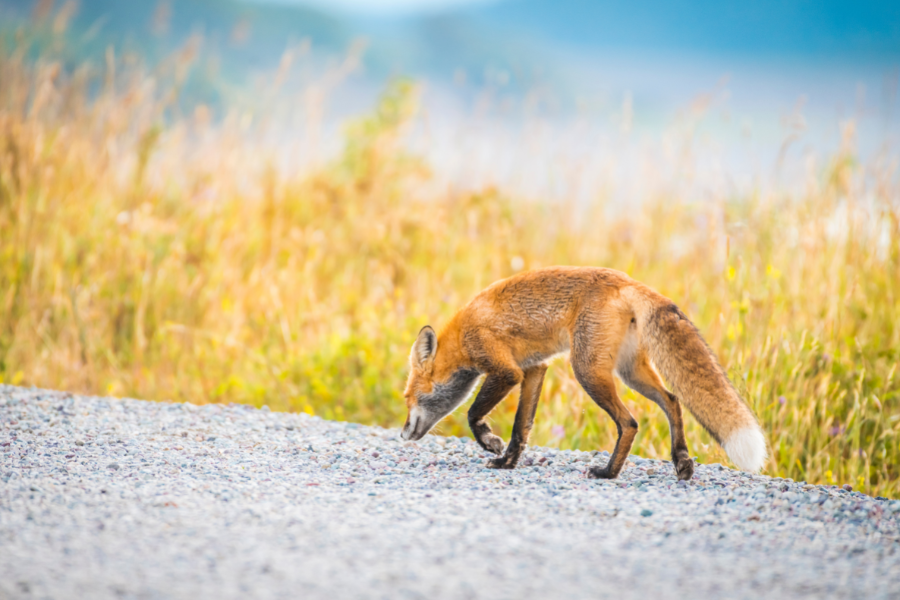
[641, 301, 767, 473]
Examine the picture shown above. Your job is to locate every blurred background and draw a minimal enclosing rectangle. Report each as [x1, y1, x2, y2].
[3, 0, 898, 198]
[0, 0, 898, 495]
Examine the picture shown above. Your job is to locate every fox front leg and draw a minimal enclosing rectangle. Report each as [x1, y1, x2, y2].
[467, 373, 518, 455]
[487, 364, 548, 470]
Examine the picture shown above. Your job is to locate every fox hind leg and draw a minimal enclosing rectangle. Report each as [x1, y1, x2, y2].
[618, 351, 693, 481]
[577, 371, 637, 479]
[570, 314, 640, 479]
[487, 364, 548, 469]
[570, 362, 637, 478]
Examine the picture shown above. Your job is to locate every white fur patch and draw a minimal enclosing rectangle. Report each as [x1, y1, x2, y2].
[723, 426, 768, 473]
[401, 406, 425, 441]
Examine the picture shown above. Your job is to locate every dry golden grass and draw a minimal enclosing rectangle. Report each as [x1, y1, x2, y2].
[1, 21, 899, 496]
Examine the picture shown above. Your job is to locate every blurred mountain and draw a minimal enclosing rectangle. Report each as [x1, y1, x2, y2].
[1, 0, 897, 106]
[0, 0, 350, 73]
[470, 0, 900, 60]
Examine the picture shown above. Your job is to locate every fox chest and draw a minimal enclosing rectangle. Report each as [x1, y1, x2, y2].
[516, 329, 571, 369]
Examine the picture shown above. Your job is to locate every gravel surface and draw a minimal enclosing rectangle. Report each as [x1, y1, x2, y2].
[2, 384, 899, 600]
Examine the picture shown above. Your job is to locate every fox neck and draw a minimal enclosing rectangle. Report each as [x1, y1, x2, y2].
[418, 367, 481, 418]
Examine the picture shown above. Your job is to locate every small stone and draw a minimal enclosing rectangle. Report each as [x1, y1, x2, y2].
[640, 509, 653, 517]
[107, 463, 119, 470]
[75, 440, 84, 446]
[842, 484, 853, 492]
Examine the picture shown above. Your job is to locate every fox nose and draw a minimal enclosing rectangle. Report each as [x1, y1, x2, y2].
[401, 415, 418, 441]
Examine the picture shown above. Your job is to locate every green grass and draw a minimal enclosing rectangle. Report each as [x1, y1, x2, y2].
[1, 23, 898, 497]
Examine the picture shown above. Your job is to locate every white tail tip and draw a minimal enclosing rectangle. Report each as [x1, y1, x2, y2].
[723, 426, 768, 473]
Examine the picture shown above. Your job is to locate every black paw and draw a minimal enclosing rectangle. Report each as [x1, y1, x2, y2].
[587, 465, 616, 479]
[487, 456, 516, 469]
[477, 434, 506, 455]
[674, 455, 694, 481]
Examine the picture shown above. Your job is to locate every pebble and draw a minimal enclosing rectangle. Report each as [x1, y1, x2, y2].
[1, 384, 899, 600]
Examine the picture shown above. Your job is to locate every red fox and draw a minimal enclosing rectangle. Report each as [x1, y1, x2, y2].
[400, 266, 767, 480]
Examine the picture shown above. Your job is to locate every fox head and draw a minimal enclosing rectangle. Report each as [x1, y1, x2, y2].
[400, 325, 480, 441]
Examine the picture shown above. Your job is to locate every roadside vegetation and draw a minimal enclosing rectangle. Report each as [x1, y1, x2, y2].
[1, 15, 898, 496]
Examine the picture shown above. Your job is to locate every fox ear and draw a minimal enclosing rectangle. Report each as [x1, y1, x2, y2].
[411, 325, 437, 369]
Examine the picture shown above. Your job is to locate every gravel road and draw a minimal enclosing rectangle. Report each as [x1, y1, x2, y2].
[2, 384, 899, 599]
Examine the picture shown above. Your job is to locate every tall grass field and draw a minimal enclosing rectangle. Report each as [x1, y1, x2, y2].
[2, 20, 899, 497]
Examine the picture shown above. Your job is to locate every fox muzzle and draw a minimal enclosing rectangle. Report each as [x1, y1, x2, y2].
[401, 407, 429, 441]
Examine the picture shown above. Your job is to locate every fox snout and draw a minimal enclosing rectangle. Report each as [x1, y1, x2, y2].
[401, 407, 427, 441]
[400, 415, 413, 440]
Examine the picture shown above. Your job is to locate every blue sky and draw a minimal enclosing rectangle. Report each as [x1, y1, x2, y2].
[247, 0, 493, 15]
